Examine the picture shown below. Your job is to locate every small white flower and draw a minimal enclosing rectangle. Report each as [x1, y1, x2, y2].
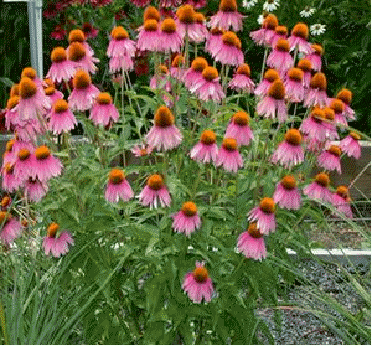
[310, 24, 326, 36]
[300, 6, 315, 17]
[257, 14, 264, 25]
[243, 0, 258, 9]
[263, 0, 279, 12]
[212, 247, 218, 252]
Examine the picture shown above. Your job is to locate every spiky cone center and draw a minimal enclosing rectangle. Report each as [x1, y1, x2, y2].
[292, 23, 309, 39]
[68, 42, 86, 62]
[336, 185, 349, 198]
[237, 63, 250, 77]
[328, 145, 341, 157]
[21, 67, 37, 80]
[200, 130, 216, 145]
[68, 29, 85, 43]
[315, 172, 330, 187]
[0, 211, 10, 224]
[19, 77, 37, 99]
[139, 149, 148, 156]
[248, 222, 264, 238]
[288, 68, 303, 82]
[51, 47, 67, 63]
[193, 266, 208, 283]
[35, 145, 51, 160]
[6, 96, 20, 110]
[263, 14, 279, 30]
[181, 201, 198, 217]
[177, 5, 195, 24]
[154, 106, 174, 127]
[264, 69, 280, 82]
[310, 108, 326, 123]
[310, 73, 327, 91]
[232, 112, 249, 126]
[275, 39, 290, 52]
[111, 26, 129, 40]
[1, 196, 11, 208]
[285, 129, 302, 146]
[45, 86, 56, 96]
[47, 222, 59, 238]
[144, 19, 158, 32]
[43, 78, 54, 89]
[97, 92, 112, 105]
[54, 99, 69, 113]
[172, 55, 185, 68]
[191, 57, 208, 72]
[147, 174, 163, 191]
[268, 80, 285, 100]
[222, 31, 241, 48]
[210, 27, 223, 36]
[4, 163, 14, 174]
[219, 0, 237, 12]
[18, 148, 31, 161]
[312, 44, 323, 56]
[193, 12, 205, 24]
[73, 70, 91, 89]
[202, 67, 218, 82]
[222, 138, 238, 151]
[157, 64, 169, 76]
[109, 169, 125, 184]
[10, 84, 20, 97]
[297, 59, 312, 72]
[275, 25, 288, 35]
[144, 6, 160, 22]
[324, 108, 335, 121]
[5, 139, 15, 153]
[336, 88, 352, 105]
[350, 132, 361, 140]
[329, 99, 344, 114]
[161, 19, 177, 33]
[281, 175, 297, 190]
[259, 197, 275, 214]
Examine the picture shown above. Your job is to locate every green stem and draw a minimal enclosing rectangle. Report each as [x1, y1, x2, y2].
[0, 299, 8, 345]
[259, 47, 269, 83]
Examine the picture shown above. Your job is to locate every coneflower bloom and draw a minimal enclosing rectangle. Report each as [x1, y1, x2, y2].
[175, 5, 199, 41]
[250, 14, 278, 47]
[273, 175, 301, 210]
[303, 172, 332, 203]
[67, 41, 98, 74]
[182, 261, 214, 304]
[317, 145, 342, 174]
[271, 25, 288, 49]
[170, 55, 186, 80]
[210, 0, 244, 32]
[323, 107, 339, 141]
[297, 59, 312, 88]
[82, 22, 99, 39]
[68, 29, 95, 58]
[284, 68, 305, 103]
[225, 111, 254, 146]
[5, 96, 20, 130]
[21, 67, 43, 89]
[49, 99, 77, 135]
[1, 139, 17, 167]
[228, 63, 255, 93]
[159, 18, 183, 53]
[68, 70, 100, 111]
[1, 163, 22, 192]
[0, 212, 22, 245]
[31, 145, 63, 182]
[190, 129, 218, 164]
[237, 223, 267, 261]
[205, 27, 224, 56]
[304, 44, 323, 71]
[257, 79, 287, 123]
[340, 132, 361, 159]
[183, 57, 208, 90]
[139, 174, 171, 209]
[42, 222, 74, 258]
[131, 143, 153, 157]
[145, 106, 182, 151]
[336, 88, 355, 120]
[90, 93, 119, 127]
[190, 67, 225, 102]
[288, 23, 312, 54]
[193, 12, 209, 42]
[137, 19, 160, 52]
[24, 178, 48, 202]
[332, 186, 353, 218]
[130, 0, 151, 6]
[272, 129, 304, 168]
[10, 83, 20, 98]
[172, 201, 201, 236]
[304, 72, 327, 107]
[254, 68, 280, 96]
[187, 0, 207, 9]
[47, 47, 75, 83]
[247, 197, 276, 235]
[329, 98, 347, 125]
[150, 65, 172, 92]
[267, 39, 294, 78]
[14, 148, 34, 183]
[212, 31, 244, 67]
[300, 107, 327, 142]
[105, 169, 134, 203]
[44, 85, 64, 107]
[216, 138, 243, 173]
[1, 196, 12, 210]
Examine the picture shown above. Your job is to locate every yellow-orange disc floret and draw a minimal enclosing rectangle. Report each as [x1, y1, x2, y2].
[6, 96, 20, 110]
[54, 99, 69, 113]
[108, 169, 125, 184]
[193, 266, 208, 283]
[97, 92, 112, 105]
[68, 29, 85, 43]
[68, 42, 86, 62]
[202, 66, 218, 81]
[147, 174, 163, 191]
[268, 80, 285, 100]
[21, 67, 37, 80]
[45, 86, 56, 96]
[0, 211, 10, 224]
[285, 129, 302, 145]
[232, 111, 249, 126]
[336, 88, 352, 105]
[144, 6, 160, 22]
[259, 197, 275, 214]
[154, 106, 175, 127]
[5, 139, 15, 153]
[177, 5, 195, 24]
[312, 44, 323, 56]
[291, 23, 309, 39]
[315, 172, 330, 187]
[222, 138, 238, 151]
[275, 25, 288, 35]
[237, 63, 250, 77]
[200, 130, 216, 145]
[350, 131, 361, 140]
[191, 57, 208, 72]
[248, 222, 263, 238]
[219, 0, 237, 12]
[51, 47, 67, 63]
[288, 68, 304, 82]
[47, 222, 59, 238]
[18, 148, 31, 161]
[144, 19, 158, 32]
[193, 12, 205, 24]
[297, 59, 312, 72]
[336, 185, 349, 198]
[181, 201, 198, 217]
[275, 39, 290, 52]
[19, 77, 37, 99]
[35, 145, 51, 160]
[263, 14, 278, 30]
[43, 78, 54, 89]
[222, 31, 241, 48]
[324, 108, 335, 121]
[73, 70, 91, 89]
[1, 196, 11, 208]
[309, 72, 327, 91]
[161, 19, 177, 33]
[310, 107, 326, 122]
[111, 26, 129, 40]
[328, 145, 341, 157]
[4, 163, 14, 174]
[172, 55, 185, 68]
[281, 175, 297, 190]
[264, 69, 280, 82]
[10, 84, 20, 97]
[329, 99, 344, 114]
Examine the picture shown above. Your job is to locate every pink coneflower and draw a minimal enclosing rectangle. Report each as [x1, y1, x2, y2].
[131, 144, 154, 157]
[273, 175, 301, 210]
[216, 138, 243, 173]
[237, 223, 267, 261]
[160, 0, 182, 6]
[130, 0, 151, 6]
[303, 172, 332, 203]
[24, 178, 48, 202]
[247, 197, 276, 235]
[271, 25, 288, 49]
[159, 18, 183, 53]
[272, 129, 304, 168]
[5, 96, 20, 130]
[170, 55, 186, 80]
[304, 44, 323, 72]
[67, 42, 98, 74]
[250, 14, 278, 47]
[14, 148, 34, 183]
[68, 70, 100, 111]
[187, 0, 207, 9]
[297, 59, 312, 88]
[267, 39, 294, 78]
[190, 129, 218, 164]
[190, 67, 225, 102]
[21, 67, 43, 89]
[42, 222, 74, 258]
[284, 68, 305, 103]
[137, 19, 161, 52]
[82, 22, 99, 39]
[68, 29, 95, 58]
[172, 201, 201, 236]
[288, 23, 312, 54]
[317, 145, 342, 174]
[105, 169, 134, 203]
[30, 145, 63, 182]
[323, 107, 339, 141]
[183, 57, 208, 90]
[1, 163, 22, 192]
[336, 88, 355, 121]
[228, 63, 255, 93]
[257, 80, 287, 123]
[139, 174, 171, 209]
[182, 261, 214, 304]
[332, 186, 353, 218]
[254, 69, 280, 96]
[210, 0, 244, 32]
[145, 106, 182, 151]
[150, 65, 172, 92]
[193, 12, 209, 42]
[15, 118, 45, 143]
[300, 107, 328, 142]
[212, 31, 244, 67]
[1, 196, 12, 210]
[44, 85, 64, 107]
[205, 27, 223, 56]
[0, 212, 22, 245]
[304, 72, 327, 107]
[225, 111, 254, 146]
[329, 98, 347, 126]
[49, 99, 77, 135]
[47, 47, 75, 83]
[175, 5, 199, 42]
[340, 132, 361, 159]
[89, 93, 119, 127]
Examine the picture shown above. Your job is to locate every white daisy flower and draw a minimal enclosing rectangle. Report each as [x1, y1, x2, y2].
[310, 24, 326, 36]
[258, 14, 264, 25]
[263, 0, 280, 12]
[243, 0, 258, 9]
[300, 6, 315, 17]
